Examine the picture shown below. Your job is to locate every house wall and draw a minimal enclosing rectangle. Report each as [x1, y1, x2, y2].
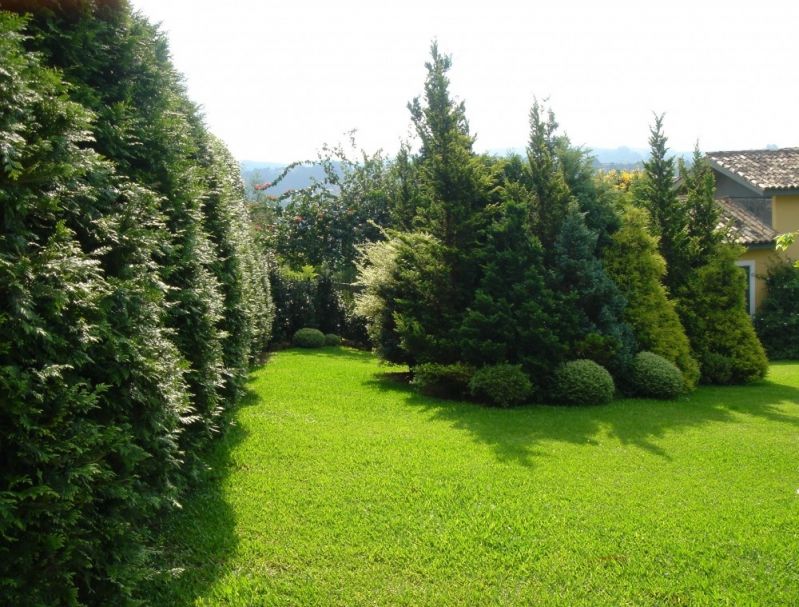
[738, 246, 780, 312]
[772, 194, 799, 260]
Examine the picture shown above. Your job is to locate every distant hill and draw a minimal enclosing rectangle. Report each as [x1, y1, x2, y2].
[240, 146, 694, 196]
[240, 163, 342, 197]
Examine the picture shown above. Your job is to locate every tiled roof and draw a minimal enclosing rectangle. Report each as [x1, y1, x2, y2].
[707, 148, 799, 192]
[717, 197, 776, 246]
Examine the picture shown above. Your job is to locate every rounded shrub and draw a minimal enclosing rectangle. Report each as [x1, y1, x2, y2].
[552, 359, 615, 406]
[469, 364, 532, 407]
[412, 362, 476, 399]
[324, 333, 342, 346]
[629, 351, 684, 399]
[292, 327, 326, 348]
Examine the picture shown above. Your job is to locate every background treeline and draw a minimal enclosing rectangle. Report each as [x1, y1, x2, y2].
[0, 3, 272, 605]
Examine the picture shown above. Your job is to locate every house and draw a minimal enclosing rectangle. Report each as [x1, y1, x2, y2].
[707, 148, 799, 313]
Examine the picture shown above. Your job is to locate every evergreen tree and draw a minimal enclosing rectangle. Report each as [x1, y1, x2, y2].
[634, 114, 690, 292]
[550, 207, 636, 376]
[679, 146, 724, 266]
[555, 136, 621, 249]
[526, 100, 574, 249]
[23, 7, 235, 447]
[678, 246, 768, 384]
[604, 208, 700, 388]
[408, 42, 488, 251]
[754, 261, 799, 359]
[0, 13, 189, 602]
[457, 199, 562, 384]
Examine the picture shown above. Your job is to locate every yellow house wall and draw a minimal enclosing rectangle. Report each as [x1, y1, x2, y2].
[772, 194, 799, 260]
[737, 247, 780, 311]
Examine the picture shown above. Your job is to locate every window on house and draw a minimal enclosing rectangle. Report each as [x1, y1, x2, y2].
[735, 261, 755, 315]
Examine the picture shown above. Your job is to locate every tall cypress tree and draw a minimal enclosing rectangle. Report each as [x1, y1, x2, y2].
[408, 42, 488, 252]
[526, 100, 574, 250]
[634, 114, 690, 292]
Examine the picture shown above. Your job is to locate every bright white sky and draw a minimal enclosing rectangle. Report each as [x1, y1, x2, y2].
[130, 0, 798, 163]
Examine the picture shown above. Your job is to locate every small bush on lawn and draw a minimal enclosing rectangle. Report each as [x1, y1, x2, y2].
[552, 359, 615, 405]
[629, 352, 684, 399]
[469, 364, 532, 407]
[325, 333, 342, 346]
[412, 363, 476, 399]
[293, 328, 326, 348]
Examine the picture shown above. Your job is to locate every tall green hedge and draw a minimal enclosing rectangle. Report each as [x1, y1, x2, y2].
[0, 6, 272, 605]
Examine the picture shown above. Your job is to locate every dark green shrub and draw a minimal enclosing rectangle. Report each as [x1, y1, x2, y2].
[678, 246, 768, 384]
[468, 364, 533, 407]
[552, 359, 615, 405]
[325, 333, 342, 346]
[755, 261, 799, 359]
[629, 352, 684, 399]
[293, 327, 326, 348]
[412, 363, 476, 399]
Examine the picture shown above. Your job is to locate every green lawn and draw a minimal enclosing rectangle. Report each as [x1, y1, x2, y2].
[147, 348, 799, 606]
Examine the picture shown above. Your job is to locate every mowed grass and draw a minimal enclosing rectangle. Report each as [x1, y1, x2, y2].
[147, 348, 799, 606]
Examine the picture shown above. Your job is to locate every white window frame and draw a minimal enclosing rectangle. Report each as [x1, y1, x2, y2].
[735, 260, 756, 316]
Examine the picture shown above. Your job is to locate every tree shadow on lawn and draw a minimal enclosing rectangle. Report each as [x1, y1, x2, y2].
[367, 371, 799, 468]
[140, 384, 259, 605]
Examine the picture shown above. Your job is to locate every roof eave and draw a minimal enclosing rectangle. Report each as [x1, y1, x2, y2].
[708, 158, 766, 195]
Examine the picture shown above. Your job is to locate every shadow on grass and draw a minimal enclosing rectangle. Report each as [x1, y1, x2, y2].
[140, 384, 260, 606]
[367, 369, 799, 467]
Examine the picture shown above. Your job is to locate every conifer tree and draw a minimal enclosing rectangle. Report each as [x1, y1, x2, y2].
[636, 117, 767, 384]
[605, 208, 700, 387]
[679, 146, 724, 265]
[678, 246, 768, 383]
[526, 100, 574, 249]
[457, 199, 562, 383]
[634, 114, 690, 292]
[408, 42, 487, 248]
[0, 13, 189, 602]
[550, 207, 636, 375]
[23, 7, 235, 446]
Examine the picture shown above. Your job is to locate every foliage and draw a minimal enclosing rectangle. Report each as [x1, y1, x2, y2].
[525, 100, 575, 250]
[628, 352, 685, 399]
[678, 147, 724, 266]
[636, 117, 767, 385]
[355, 231, 454, 365]
[468, 364, 533, 407]
[633, 114, 690, 293]
[550, 208, 636, 376]
[324, 333, 343, 346]
[0, 12, 189, 604]
[292, 328, 326, 348]
[754, 261, 799, 359]
[0, 6, 273, 604]
[552, 359, 615, 405]
[270, 264, 363, 344]
[411, 362, 476, 399]
[456, 199, 562, 380]
[604, 207, 700, 388]
[678, 246, 769, 384]
[270, 141, 394, 281]
[408, 42, 489, 254]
